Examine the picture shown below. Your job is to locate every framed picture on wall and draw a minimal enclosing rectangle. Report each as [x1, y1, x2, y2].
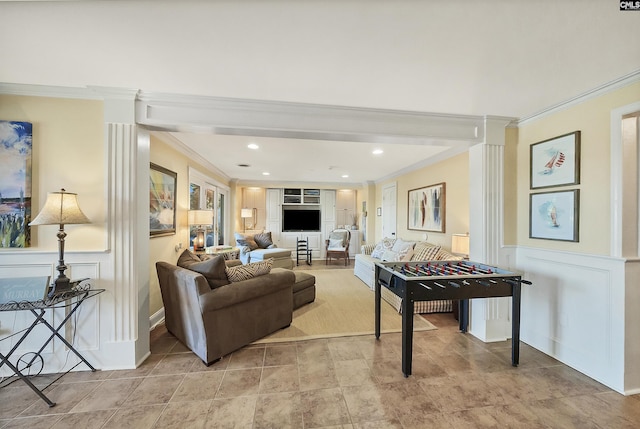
[530, 131, 580, 189]
[0, 121, 32, 248]
[408, 182, 445, 233]
[149, 163, 177, 237]
[529, 189, 579, 242]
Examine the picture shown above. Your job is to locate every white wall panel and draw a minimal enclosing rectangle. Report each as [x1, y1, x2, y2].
[516, 246, 625, 393]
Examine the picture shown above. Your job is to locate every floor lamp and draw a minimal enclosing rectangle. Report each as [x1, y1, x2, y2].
[29, 189, 90, 296]
[241, 208, 253, 233]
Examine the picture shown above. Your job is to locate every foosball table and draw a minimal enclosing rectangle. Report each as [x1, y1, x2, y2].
[374, 260, 532, 377]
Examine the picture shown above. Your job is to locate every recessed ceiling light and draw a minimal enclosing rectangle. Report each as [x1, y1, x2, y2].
[262, 172, 270, 176]
[372, 149, 383, 155]
[248, 143, 259, 150]
[341, 174, 349, 178]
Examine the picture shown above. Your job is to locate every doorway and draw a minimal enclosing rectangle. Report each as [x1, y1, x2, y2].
[382, 182, 397, 239]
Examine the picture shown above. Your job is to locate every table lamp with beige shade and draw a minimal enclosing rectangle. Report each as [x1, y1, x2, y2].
[29, 189, 90, 296]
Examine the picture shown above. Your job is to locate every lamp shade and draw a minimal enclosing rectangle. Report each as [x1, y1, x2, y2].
[241, 208, 253, 218]
[29, 189, 90, 226]
[188, 209, 213, 226]
[451, 233, 470, 257]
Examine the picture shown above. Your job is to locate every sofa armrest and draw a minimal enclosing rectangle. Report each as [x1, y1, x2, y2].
[199, 268, 295, 312]
[361, 243, 376, 255]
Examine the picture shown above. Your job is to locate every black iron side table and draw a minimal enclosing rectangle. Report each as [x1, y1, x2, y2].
[0, 281, 104, 407]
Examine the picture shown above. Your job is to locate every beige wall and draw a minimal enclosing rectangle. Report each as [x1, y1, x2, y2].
[0, 95, 106, 251]
[376, 152, 470, 250]
[517, 81, 640, 255]
[149, 135, 229, 316]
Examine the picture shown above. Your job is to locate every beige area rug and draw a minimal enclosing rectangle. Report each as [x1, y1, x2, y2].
[254, 269, 436, 344]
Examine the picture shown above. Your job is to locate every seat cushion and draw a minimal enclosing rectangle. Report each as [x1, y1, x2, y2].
[293, 271, 316, 309]
[293, 271, 315, 293]
[250, 248, 292, 260]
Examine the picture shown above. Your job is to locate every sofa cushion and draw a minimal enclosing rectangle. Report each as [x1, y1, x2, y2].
[370, 237, 396, 259]
[177, 248, 202, 266]
[328, 238, 344, 250]
[390, 238, 415, 260]
[411, 243, 442, 261]
[253, 232, 273, 248]
[226, 259, 273, 282]
[177, 252, 230, 289]
[234, 232, 259, 250]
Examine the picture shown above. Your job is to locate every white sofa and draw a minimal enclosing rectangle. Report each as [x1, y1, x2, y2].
[354, 238, 462, 313]
[234, 232, 294, 270]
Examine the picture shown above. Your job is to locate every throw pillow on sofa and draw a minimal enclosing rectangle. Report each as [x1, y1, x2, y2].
[225, 259, 273, 282]
[391, 238, 415, 260]
[370, 237, 396, 259]
[235, 232, 259, 250]
[177, 250, 230, 289]
[411, 243, 441, 261]
[253, 232, 274, 249]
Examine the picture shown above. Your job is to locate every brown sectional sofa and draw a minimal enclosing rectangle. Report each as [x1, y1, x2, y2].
[156, 252, 296, 365]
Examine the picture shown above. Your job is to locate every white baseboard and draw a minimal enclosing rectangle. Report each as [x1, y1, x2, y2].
[150, 307, 165, 331]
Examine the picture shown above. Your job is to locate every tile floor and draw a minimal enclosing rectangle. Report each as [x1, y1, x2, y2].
[2, 288, 640, 427]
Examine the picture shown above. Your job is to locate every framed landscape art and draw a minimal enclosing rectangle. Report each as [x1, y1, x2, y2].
[529, 189, 579, 242]
[0, 121, 32, 248]
[530, 131, 580, 189]
[408, 182, 445, 233]
[149, 163, 177, 237]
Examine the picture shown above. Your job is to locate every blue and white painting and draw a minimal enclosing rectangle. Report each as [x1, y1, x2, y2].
[530, 190, 578, 242]
[0, 121, 32, 247]
[408, 182, 445, 232]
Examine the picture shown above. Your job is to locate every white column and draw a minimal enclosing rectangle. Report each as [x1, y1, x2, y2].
[93, 88, 150, 369]
[468, 116, 512, 342]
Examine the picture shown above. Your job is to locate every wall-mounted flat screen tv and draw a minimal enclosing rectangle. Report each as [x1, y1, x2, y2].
[282, 209, 321, 232]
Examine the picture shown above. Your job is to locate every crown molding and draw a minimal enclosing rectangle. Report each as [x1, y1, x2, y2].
[518, 70, 640, 126]
[150, 131, 231, 183]
[0, 82, 104, 100]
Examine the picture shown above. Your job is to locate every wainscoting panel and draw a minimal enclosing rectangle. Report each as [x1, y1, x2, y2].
[0, 254, 107, 376]
[516, 247, 625, 392]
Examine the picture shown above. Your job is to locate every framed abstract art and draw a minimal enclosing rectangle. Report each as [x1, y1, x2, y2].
[408, 182, 445, 233]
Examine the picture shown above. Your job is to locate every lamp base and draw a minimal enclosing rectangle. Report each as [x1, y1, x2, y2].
[48, 276, 72, 298]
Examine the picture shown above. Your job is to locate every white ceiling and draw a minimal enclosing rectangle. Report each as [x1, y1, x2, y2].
[2, 1, 639, 184]
[168, 132, 455, 185]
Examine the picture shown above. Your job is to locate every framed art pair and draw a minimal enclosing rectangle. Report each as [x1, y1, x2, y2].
[529, 131, 580, 242]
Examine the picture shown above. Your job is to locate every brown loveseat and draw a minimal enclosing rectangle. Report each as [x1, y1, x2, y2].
[156, 257, 295, 365]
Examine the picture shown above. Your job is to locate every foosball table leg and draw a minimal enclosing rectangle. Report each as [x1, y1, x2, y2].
[459, 299, 469, 333]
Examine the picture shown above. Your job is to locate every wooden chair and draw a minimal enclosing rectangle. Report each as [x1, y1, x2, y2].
[325, 229, 351, 266]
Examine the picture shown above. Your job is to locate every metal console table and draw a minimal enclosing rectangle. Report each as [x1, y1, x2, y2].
[0, 281, 104, 407]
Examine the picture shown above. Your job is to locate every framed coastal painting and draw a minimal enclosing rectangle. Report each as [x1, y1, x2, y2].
[529, 189, 579, 242]
[408, 182, 445, 233]
[149, 163, 177, 237]
[0, 121, 32, 248]
[530, 131, 580, 189]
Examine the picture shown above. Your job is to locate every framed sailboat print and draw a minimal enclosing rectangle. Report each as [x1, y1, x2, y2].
[530, 131, 580, 189]
[529, 190, 579, 242]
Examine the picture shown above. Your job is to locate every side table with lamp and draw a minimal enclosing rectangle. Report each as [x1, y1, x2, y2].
[0, 189, 104, 407]
[188, 209, 214, 252]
